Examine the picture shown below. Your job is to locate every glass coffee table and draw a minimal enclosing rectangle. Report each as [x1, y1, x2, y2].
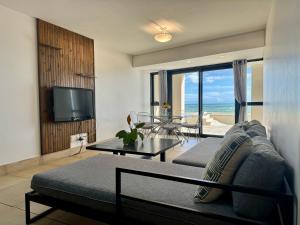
[86, 138, 181, 162]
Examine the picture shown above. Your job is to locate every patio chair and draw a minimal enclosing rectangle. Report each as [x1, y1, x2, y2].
[181, 116, 201, 140]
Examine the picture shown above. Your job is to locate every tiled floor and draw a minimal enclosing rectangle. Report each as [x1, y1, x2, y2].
[0, 138, 199, 225]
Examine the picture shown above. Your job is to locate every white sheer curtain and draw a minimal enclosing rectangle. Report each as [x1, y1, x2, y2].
[233, 59, 247, 122]
[158, 70, 168, 114]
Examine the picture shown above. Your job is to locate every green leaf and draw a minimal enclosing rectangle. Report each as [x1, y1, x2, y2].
[130, 129, 138, 141]
[123, 135, 131, 145]
[138, 132, 144, 140]
[135, 123, 145, 129]
[116, 130, 128, 139]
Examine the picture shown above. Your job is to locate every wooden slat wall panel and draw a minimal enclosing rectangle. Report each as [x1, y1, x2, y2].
[37, 19, 96, 155]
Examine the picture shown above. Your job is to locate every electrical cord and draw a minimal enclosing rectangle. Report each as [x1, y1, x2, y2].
[70, 122, 84, 156]
[71, 139, 84, 156]
[77, 121, 82, 134]
[70, 119, 100, 157]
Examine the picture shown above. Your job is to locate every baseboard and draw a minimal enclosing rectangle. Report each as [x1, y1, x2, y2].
[0, 146, 86, 176]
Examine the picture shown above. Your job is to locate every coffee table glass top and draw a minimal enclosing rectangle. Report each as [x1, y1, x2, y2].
[86, 138, 180, 156]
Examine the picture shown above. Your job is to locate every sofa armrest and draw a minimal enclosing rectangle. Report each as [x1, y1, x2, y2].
[115, 167, 293, 225]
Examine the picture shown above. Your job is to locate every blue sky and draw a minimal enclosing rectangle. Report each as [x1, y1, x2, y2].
[184, 68, 252, 105]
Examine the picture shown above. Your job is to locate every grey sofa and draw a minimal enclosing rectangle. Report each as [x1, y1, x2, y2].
[26, 122, 293, 225]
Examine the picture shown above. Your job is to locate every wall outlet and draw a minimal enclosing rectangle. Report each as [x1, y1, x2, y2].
[70, 133, 88, 148]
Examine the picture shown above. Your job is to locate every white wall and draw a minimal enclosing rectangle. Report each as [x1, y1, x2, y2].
[264, 0, 300, 223]
[0, 5, 40, 165]
[0, 4, 150, 165]
[94, 43, 150, 141]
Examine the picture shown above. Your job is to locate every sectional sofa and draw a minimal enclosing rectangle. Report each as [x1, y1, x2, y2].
[25, 121, 293, 225]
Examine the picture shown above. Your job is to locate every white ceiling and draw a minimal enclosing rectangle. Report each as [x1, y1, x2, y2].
[0, 0, 272, 55]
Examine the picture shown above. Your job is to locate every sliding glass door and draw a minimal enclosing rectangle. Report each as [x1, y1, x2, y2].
[202, 68, 235, 135]
[150, 60, 263, 137]
[151, 67, 235, 137]
[151, 62, 265, 136]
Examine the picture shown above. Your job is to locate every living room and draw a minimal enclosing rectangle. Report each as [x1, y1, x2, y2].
[0, 0, 299, 225]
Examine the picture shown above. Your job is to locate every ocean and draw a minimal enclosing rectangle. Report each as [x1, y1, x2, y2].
[185, 103, 235, 114]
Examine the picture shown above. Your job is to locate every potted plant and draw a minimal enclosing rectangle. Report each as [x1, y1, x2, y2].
[115, 115, 145, 145]
[161, 102, 171, 116]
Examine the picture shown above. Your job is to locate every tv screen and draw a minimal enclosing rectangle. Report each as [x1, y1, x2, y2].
[52, 87, 95, 122]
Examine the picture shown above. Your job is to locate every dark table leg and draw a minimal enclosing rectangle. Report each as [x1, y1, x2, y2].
[160, 152, 166, 162]
[113, 152, 118, 155]
[120, 152, 126, 156]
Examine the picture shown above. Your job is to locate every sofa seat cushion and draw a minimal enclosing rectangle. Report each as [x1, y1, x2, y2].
[31, 154, 268, 225]
[195, 132, 253, 203]
[232, 138, 285, 220]
[172, 137, 223, 168]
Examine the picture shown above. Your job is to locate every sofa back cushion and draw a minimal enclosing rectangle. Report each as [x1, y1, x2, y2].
[225, 120, 267, 139]
[244, 120, 267, 138]
[232, 138, 285, 219]
[224, 122, 247, 136]
[194, 132, 253, 203]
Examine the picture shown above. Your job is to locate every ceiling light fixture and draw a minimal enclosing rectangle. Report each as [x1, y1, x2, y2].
[150, 20, 173, 43]
[154, 28, 172, 43]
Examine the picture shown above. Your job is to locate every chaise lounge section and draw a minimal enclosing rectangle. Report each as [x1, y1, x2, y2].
[30, 155, 265, 225]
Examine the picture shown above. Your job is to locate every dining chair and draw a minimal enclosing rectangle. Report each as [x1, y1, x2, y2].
[137, 112, 157, 135]
[160, 123, 186, 141]
[153, 113, 187, 143]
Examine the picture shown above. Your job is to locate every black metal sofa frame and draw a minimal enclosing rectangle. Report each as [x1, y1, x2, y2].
[25, 167, 294, 225]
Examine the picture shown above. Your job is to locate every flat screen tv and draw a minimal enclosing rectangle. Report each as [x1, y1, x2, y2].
[52, 86, 95, 122]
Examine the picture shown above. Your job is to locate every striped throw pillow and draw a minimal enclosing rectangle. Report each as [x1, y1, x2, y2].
[194, 132, 253, 203]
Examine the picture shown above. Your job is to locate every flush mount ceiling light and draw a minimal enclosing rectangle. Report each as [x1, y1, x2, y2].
[150, 20, 173, 43]
[154, 27, 173, 43]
